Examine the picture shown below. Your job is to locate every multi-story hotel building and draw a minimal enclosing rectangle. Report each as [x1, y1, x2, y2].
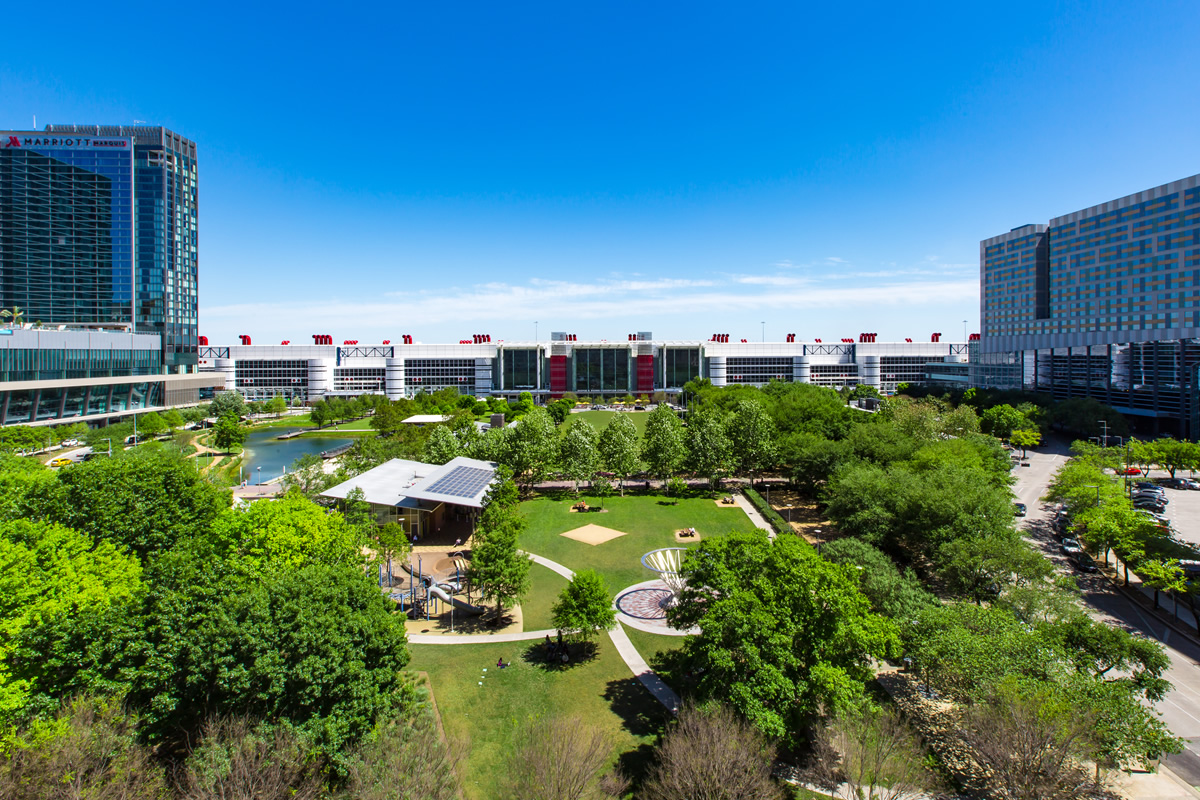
[200, 332, 969, 402]
[2, 126, 201, 371]
[977, 173, 1200, 436]
[0, 127, 221, 427]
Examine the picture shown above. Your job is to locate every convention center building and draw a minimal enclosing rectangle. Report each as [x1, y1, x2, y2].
[199, 331, 970, 402]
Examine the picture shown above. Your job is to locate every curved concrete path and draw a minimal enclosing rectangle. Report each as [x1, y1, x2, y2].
[409, 551, 680, 713]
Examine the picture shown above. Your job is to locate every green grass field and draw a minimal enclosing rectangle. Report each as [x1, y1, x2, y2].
[250, 413, 314, 428]
[519, 492, 759, 594]
[409, 636, 671, 800]
[566, 409, 651, 438]
[520, 562, 569, 631]
[407, 496, 759, 799]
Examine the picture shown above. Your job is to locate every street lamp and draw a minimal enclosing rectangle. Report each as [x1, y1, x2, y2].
[1082, 484, 1101, 507]
[256, 466, 262, 485]
[99, 437, 111, 457]
[761, 321, 765, 342]
[1097, 419, 1109, 447]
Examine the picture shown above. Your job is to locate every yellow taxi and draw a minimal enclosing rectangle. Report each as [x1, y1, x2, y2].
[49, 457, 73, 468]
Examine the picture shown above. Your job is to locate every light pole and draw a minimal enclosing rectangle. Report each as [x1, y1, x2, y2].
[1098, 419, 1109, 447]
[100, 437, 111, 457]
[761, 321, 765, 342]
[963, 320, 968, 341]
[534, 321, 538, 342]
[256, 466, 262, 485]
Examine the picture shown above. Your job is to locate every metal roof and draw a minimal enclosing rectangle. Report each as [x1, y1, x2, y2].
[319, 455, 498, 510]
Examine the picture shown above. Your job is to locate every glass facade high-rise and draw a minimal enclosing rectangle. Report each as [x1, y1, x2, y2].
[1, 125, 200, 372]
[0, 132, 135, 327]
[978, 173, 1200, 437]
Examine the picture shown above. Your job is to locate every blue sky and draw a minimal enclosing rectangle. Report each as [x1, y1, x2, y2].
[3, 1, 1198, 345]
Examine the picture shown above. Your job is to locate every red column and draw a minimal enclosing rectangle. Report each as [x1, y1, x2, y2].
[637, 354, 655, 394]
[549, 355, 568, 397]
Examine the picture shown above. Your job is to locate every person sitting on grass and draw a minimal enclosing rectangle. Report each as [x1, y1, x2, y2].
[497, 657, 508, 669]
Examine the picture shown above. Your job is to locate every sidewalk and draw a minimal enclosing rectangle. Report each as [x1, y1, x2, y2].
[731, 491, 775, 538]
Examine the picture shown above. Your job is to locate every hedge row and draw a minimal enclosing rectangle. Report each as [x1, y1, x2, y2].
[742, 487, 791, 535]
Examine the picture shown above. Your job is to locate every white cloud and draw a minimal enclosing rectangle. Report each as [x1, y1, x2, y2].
[204, 273, 977, 337]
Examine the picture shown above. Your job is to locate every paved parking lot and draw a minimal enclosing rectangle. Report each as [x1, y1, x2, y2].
[1129, 472, 1200, 551]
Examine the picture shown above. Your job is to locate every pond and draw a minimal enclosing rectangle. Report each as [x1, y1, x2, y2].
[238, 427, 355, 483]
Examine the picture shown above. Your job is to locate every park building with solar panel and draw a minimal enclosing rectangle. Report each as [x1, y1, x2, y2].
[319, 456, 498, 544]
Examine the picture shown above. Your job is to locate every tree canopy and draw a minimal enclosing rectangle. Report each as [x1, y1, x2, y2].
[668, 532, 898, 744]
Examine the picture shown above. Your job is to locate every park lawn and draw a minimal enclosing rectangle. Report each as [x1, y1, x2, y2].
[409, 638, 671, 800]
[520, 562, 569, 632]
[567, 409, 651, 438]
[622, 626, 686, 669]
[519, 492, 760, 595]
[311, 416, 376, 431]
[250, 413, 314, 428]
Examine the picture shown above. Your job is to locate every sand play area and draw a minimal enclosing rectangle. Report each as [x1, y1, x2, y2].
[560, 523, 629, 546]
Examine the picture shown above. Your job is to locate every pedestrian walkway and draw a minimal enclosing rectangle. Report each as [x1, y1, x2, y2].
[410, 550, 681, 712]
[732, 492, 775, 538]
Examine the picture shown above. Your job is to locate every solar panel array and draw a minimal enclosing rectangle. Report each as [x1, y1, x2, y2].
[424, 466, 493, 499]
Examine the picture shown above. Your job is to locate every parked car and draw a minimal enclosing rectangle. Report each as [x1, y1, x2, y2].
[1133, 489, 1167, 502]
[1071, 552, 1099, 573]
[1014, 502, 1027, 517]
[1158, 477, 1188, 489]
[1061, 537, 1083, 555]
[1118, 466, 1143, 475]
[1135, 509, 1170, 524]
[48, 457, 72, 468]
[1134, 500, 1168, 513]
[1181, 478, 1200, 490]
[59, 438, 82, 447]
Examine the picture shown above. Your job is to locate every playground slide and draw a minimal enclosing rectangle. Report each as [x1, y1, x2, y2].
[427, 584, 486, 616]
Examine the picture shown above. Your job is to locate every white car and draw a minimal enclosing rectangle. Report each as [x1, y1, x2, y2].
[59, 439, 82, 447]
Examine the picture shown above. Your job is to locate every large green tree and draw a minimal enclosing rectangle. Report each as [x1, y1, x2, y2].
[423, 425, 462, 465]
[551, 569, 616, 645]
[0, 519, 142, 720]
[559, 419, 599, 494]
[668, 532, 898, 744]
[503, 407, 558, 489]
[209, 391, 247, 419]
[27, 447, 229, 559]
[597, 414, 640, 495]
[467, 502, 531, 617]
[980, 404, 1025, 440]
[641, 404, 685, 483]
[213, 412, 247, 451]
[123, 549, 413, 769]
[1152, 438, 1200, 478]
[204, 491, 368, 575]
[727, 399, 776, 481]
[685, 409, 733, 489]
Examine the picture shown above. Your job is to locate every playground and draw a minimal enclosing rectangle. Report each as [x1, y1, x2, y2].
[404, 491, 762, 799]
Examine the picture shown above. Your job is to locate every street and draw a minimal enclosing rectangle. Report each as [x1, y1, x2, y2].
[1014, 441, 1200, 788]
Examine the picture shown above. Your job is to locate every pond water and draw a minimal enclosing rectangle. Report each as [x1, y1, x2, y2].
[239, 427, 355, 482]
